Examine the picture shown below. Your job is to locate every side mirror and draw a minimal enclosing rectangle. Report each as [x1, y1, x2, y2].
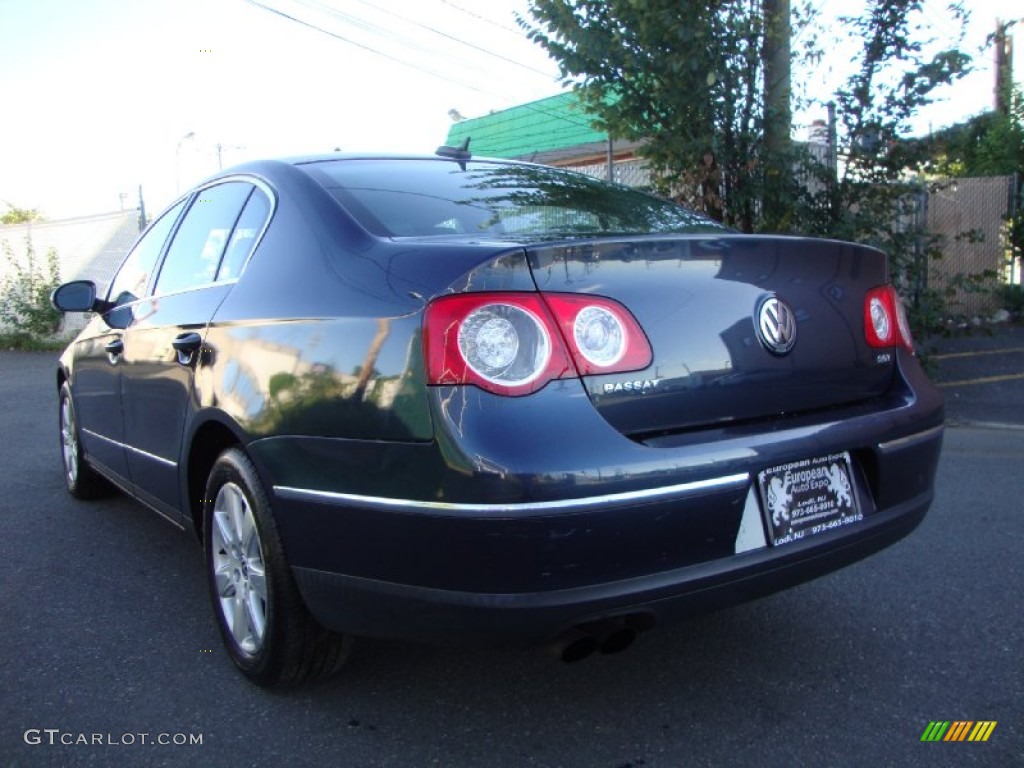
[51, 281, 99, 313]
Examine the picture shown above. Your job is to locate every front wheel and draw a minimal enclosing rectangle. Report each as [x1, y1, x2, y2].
[203, 447, 352, 686]
[58, 382, 111, 499]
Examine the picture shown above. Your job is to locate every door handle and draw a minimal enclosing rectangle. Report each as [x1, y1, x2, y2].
[172, 332, 203, 353]
[104, 337, 124, 361]
[172, 332, 203, 365]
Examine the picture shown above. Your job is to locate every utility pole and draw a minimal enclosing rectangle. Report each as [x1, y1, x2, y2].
[994, 19, 1013, 115]
[826, 101, 838, 180]
[762, 0, 792, 230]
[137, 185, 147, 232]
[763, 0, 791, 158]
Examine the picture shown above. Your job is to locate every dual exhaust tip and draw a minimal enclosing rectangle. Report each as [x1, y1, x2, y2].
[550, 613, 655, 663]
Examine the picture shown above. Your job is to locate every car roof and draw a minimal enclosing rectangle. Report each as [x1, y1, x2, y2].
[225, 153, 544, 175]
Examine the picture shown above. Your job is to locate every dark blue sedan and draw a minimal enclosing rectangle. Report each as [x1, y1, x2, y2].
[51, 151, 943, 686]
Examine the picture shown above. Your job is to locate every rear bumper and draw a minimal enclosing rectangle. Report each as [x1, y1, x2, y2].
[291, 484, 931, 646]
[254, 351, 943, 646]
[266, 419, 941, 645]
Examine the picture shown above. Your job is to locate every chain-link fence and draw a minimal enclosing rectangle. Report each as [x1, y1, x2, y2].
[564, 156, 1020, 319]
[562, 158, 655, 189]
[921, 175, 1017, 318]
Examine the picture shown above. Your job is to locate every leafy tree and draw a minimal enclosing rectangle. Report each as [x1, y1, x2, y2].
[923, 87, 1024, 178]
[1, 203, 44, 225]
[521, 0, 974, 335]
[800, 2, 972, 332]
[520, 0, 774, 230]
[522, 1, 969, 226]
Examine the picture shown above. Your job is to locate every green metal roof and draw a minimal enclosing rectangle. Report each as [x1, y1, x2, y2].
[445, 91, 607, 160]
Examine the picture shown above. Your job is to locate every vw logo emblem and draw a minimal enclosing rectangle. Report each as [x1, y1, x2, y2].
[756, 295, 797, 355]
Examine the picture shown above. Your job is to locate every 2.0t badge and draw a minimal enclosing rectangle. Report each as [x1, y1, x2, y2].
[756, 295, 798, 355]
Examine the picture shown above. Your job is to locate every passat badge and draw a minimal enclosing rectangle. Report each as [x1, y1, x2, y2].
[756, 295, 797, 355]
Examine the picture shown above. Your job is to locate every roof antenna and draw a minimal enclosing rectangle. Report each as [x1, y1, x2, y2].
[435, 137, 472, 170]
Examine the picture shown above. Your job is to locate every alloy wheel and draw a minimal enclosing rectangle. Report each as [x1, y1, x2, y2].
[211, 482, 268, 656]
[60, 395, 79, 486]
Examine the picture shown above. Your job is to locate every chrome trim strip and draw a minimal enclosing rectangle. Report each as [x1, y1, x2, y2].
[877, 424, 944, 454]
[274, 473, 750, 515]
[81, 428, 124, 449]
[125, 443, 178, 469]
[81, 428, 178, 469]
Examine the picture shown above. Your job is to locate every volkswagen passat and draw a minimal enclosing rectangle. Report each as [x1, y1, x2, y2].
[51, 150, 944, 686]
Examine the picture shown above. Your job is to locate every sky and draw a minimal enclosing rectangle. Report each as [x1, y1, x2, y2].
[0, 0, 1021, 220]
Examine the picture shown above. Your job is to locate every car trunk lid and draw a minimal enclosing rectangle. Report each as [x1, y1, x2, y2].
[527, 234, 897, 436]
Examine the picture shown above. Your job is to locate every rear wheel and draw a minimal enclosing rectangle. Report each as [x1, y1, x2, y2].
[204, 447, 352, 686]
[58, 382, 111, 499]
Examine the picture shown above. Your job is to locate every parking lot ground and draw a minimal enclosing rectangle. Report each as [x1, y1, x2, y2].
[927, 322, 1024, 427]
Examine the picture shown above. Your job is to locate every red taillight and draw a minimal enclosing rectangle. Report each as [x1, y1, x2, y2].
[424, 292, 653, 396]
[864, 286, 914, 354]
[541, 293, 652, 376]
[423, 294, 574, 396]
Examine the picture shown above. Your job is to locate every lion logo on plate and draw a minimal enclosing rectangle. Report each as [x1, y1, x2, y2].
[766, 475, 793, 526]
[756, 295, 797, 355]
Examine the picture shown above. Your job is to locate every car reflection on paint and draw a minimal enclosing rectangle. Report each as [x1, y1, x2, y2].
[51, 148, 943, 686]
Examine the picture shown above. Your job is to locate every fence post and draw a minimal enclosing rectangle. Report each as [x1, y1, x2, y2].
[1011, 172, 1021, 285]
[606, 136, 615, 184]
[912, 184, 929, 310]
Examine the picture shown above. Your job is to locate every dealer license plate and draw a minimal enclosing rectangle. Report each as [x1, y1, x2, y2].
[757, 452, 862, 546]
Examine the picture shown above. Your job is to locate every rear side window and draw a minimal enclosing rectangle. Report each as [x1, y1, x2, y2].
[216, 187, 271, 281]
[154, 182, 252, 296]
[301, 159, 724, 238]
[107, 200, 186, 306]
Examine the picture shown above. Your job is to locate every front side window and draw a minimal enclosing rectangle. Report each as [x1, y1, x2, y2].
[154, 182, 252, 296]
[107, 200, 186, 307]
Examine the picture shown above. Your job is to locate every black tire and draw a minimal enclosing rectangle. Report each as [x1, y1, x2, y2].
[203, 446, 352, 687]
[58, 381, 112, 500]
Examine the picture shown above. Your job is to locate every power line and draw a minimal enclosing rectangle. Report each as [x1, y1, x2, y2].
[440, 0, 525, 36]
[292, 0, 488, 76]
[244, 0, 503, 98]
[243, 0, 596, 136]
[919, 0, 968, 46]
[346, 0, 557, 79]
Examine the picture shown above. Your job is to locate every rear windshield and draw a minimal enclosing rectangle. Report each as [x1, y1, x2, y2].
[300, 158, 725, 239]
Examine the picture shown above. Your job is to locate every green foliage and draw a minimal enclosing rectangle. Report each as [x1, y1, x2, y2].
[996, 283, 1024, 315]
[1007, 204, 1024, 273]
[794, 2, 971, 264]
[1, 203, 44, 225]
[521, 0, 975, 335]
[0, 238, 63, 346]
[923, 89, 1024, 177]
[520, 0, 773, 230]
[0, 332, 67, 352]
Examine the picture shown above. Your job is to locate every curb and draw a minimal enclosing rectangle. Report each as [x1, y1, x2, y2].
[946, 420, 1024, 432]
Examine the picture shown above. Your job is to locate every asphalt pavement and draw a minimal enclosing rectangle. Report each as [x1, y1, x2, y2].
[928, 322, 1024, 428]
[0, 344, 1021, 768]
